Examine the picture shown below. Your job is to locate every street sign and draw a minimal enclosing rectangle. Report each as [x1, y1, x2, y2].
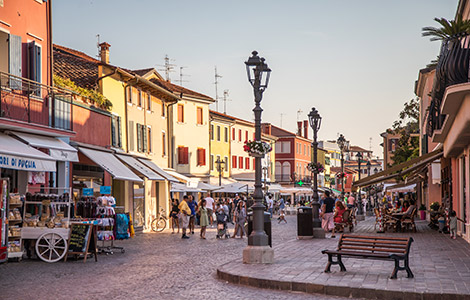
[100, 186, 111, 195]
[83, 188, 93, 196]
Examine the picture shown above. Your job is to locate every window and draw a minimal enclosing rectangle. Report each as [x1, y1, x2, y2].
[147, 126, 152, 153]
[217, 126, 221, 141]
[232, 128, 235, 141]
[224, 156, 228, 172]
[197, 148, 206, 166]
[178, 146, 189, 164]
[239, 157, 243, 169]
[136, 123, 147, 153]
[245, 157, 250, 170]
[28, 41, 41, 95]
[147, 93, 151, 111]
[162, 132, 166, 156]
[232, 155, 237, 168]
[161, 102, 165, 117]
[126, 86, 132, 103]
[177, 104, 184, 123]
[276, 141, 291, 154]
[245, 131, 248, 142]
[197, 107, 203, 125]
[238, 129, 242, 142]
[304, 144, 306, 156]
[210, 125, 214, 140]
[128, 120, 134, 151]
[111, 115, 122, 148]
[210, 155, 214, 171]
[224, 127, 228, 142]
[137, 90, 142, 107]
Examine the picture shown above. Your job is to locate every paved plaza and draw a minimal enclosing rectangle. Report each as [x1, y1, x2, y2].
[218, 216, 470, 300]
[0, 216, 347, 300]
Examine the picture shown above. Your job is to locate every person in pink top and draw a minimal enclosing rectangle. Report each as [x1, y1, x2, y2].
[347, 193, 355, 209]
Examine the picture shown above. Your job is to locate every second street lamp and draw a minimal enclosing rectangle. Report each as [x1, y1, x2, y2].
[336, 134, 349, 200]
[355, 152, 365, 220]
[308, 107, 325, 238]
[215, 157, 225, 186]
[366, 160, 372, 215]
[243, 51, 273, 264]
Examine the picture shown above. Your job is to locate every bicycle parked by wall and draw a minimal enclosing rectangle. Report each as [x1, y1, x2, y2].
[151, 208, 167, 232]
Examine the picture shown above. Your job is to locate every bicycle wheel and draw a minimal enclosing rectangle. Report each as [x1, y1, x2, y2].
[151, 218, 159, 232]
[155, 218, 166, 232]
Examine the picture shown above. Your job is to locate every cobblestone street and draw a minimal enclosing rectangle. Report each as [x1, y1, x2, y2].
[0, 216, 350, 300]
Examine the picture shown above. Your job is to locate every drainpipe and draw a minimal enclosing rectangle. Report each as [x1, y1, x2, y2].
[48, 0, 53, 86]
[95, 67, 118, 90]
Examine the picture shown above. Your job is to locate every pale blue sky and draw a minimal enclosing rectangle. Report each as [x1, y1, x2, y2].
[53, 0, 458, 158]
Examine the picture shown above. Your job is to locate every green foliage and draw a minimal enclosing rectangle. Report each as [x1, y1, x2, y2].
[53, 75, 112, 110]
[422, 16, 470, 41]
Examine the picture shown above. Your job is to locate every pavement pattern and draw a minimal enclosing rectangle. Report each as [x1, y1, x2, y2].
[218, 216, 470, 300]
[0, 215, 352, 300]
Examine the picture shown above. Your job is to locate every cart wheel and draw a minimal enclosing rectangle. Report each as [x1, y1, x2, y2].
[35, 232, 67, 263]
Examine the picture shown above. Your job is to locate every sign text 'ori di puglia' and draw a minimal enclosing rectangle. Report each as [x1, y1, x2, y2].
[0, 154, 56, 172]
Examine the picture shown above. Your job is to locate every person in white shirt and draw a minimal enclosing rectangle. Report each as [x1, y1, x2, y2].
[267, 194, 274, 218]
[204, 193, 215, 226]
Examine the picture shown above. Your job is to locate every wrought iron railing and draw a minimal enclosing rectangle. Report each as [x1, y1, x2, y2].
[0, 71, 74, 131]
[427, 33, 470, 137]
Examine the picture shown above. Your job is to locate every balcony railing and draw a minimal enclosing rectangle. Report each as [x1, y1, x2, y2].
[426, 34, 470, 137]
[0, 71, 74, 131]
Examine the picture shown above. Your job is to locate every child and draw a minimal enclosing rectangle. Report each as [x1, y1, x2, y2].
[449, 210, 460, 239]
[278, 209, 287, 224]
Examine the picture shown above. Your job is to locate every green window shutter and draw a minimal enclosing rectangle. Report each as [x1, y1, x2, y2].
[117, 116, 122, 148]
[143, 126, 148, 153]
[137, 124, 142, 152]
[111, 116, 116, 147]
[129, 120, 135, 151]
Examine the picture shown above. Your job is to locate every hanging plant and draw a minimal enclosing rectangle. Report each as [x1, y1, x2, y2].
[336, 172, 347, 179]
[243, 140, 272, 157]
[307, 162, 324, 174]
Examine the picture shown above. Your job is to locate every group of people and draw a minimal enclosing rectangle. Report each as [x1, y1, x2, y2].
[169, 194, 248, 239]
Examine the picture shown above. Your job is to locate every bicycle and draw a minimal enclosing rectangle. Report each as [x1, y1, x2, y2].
[151, 208, 168, 232]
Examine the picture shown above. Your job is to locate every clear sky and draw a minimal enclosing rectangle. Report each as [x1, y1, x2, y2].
[52, 0, 458, 158]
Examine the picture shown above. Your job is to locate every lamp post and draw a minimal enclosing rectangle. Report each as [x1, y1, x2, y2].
[215, 157, 225, 186]
[373, 167, 378, 208]
[243, 51, 273, 264]
[308, 107, 325, 238]
[336, 134, 349, 199]
[355, 152, 365, 220]
[366, 160, 372, 215]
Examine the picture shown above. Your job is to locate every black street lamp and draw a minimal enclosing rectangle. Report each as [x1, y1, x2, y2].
[336, 134, 349, 199]
[366, 160, 372, 214]
[243, 51, 273, 263]
[356, 152, 364, 216]
[215, 157, 225, 186]
[308, 107, 324, 238]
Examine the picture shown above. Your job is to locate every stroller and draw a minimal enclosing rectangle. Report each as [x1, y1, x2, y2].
[216, 211, 230, 239]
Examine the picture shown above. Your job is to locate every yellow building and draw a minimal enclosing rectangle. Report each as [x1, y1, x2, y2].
[209, 111, 234, 185]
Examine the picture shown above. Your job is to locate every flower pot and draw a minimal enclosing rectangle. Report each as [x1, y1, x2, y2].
[248, 152, 264, 158]
[420, 210, 426, 220]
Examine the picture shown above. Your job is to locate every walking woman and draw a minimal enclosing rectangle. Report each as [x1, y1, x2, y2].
[198, 198, 209, 239]
[170, 199, 180, 234]
[232, 201, 247, 238]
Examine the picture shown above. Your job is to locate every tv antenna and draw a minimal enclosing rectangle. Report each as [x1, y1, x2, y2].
[369, 137, 372, 152]
[297, 109, 303, 121]
[214, 66, 223, 112]
[280, 113, 286, 127]
[175, 66, 189, 87]
[222, 89, 231, 114]
[156, 55, 176, 81]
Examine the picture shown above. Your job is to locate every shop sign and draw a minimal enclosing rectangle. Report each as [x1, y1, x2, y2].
[0, 153, 56, 172]
[100, 186, 111, 195]
[83, 188, 93, 196]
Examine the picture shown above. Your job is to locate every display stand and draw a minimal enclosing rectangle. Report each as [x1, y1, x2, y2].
[64, 222, 97, 263]
[96, 195, 124, 255]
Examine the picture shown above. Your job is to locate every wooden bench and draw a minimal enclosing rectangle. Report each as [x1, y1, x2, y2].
[321, 234, 414, 279]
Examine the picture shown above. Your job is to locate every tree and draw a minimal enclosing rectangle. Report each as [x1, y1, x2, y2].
[422, 16, 470, 41]
[387, 98, 420, 166]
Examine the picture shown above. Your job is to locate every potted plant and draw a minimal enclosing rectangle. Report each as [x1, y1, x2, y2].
[430, 201, 440, 211]
[307, 162, 324, 174]
[243, 140, 272, 157]
[419, 204, 426, 220]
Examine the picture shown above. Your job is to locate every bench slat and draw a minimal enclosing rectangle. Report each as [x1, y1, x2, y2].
[341, 234, 409, 242]
[339, 246, 406, 253]
[340, 242, 408, 249]
[341, 238, 408, 245]
[323, 250, 390, 258]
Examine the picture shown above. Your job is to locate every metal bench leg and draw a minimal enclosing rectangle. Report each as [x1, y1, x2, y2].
[405, 258, 414, 278]
[390, 259, 399, 279]
[325, 254, 333, 273]
[338, 255, 347, 272]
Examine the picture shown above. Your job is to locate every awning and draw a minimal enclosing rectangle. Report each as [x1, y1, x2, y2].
[78, 147, 143, 182]
[197, 182, 222, 191]
[170, 182, 202, 193]
[216, 182, 250, 194]
[279, 187, 313, 194]
[353, 148, 443, 188]
[116, 155, 165, 181]
[384, 183, 417, 192]
[11, 131, 78, 162]
[0, 133, 56, 172]
[163, 169, 191, 183]
[138, 159, 179, 182]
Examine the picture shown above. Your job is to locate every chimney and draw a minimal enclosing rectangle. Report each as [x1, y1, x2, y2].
[297, 121, 302, 136]
[303, 120, 308, 139]
[99, 42, 111, 64]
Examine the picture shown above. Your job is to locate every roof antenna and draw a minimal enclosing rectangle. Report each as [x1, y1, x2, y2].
[280, 113, 286, 127]
[175, 66, 190, 87]
[296, 109, 303, 121]
[223, 89, 231, 114]
[157, 55, 176, 82]
[214, 66, 223, 112]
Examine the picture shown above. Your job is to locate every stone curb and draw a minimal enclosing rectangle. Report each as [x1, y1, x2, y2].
[216, 262, 468, 300]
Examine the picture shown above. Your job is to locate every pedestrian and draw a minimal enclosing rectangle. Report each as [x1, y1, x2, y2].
[232, 201, 247, 238]
[228, 198, 234, 224]
[178, 195, 191, 239]
[267, 194, 274, 218]
[198, 198, 209, 239]
[278, 209, 287, 224]
[204, 193, 215, 226]
[170, 198, 180, 234]
[347, 193, 355, 209]
[331, 201, 346, 238]
[187, 195, 198, 235]
[320, 190, 335, 234]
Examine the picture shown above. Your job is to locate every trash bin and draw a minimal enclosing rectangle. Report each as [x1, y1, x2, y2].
[247, 212, 272, 247]
[297, 206, 313, 239]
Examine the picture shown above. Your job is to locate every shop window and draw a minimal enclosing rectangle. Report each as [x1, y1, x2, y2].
[162, 132, 166, 156]
[197, 107, 203, 125]
[245, 157, 250, 170]
[217, 126, 221, 141]
[232, 155, 237, 168]
[197, 148, 206, 166]
[178, 146, 189, 164]
[224, 127, 228, 142]
[111, 115, 122, 148]
[239, 157, 243, 169]
[177, 104, 184, 123]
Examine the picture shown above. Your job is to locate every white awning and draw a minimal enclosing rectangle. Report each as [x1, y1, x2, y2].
[170, 182, 202, 193]
[0, 133, 56, 172]
[116, 155, 165, 181]
[11, 131, 79, 162]
[78, 147, 142, 182]
[138, 159, 179, 182]
[163, 169, 191, 183]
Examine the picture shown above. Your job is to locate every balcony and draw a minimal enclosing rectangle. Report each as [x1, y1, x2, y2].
[0, 71, 73, 132]
[427, 34, 470, 138]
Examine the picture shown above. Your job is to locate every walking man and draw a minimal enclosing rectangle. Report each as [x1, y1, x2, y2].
[178, 195, 191, 239]
[187, 195, 198, 234]
[204, 193, 215, 226]
[267, 194, 274, 218]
